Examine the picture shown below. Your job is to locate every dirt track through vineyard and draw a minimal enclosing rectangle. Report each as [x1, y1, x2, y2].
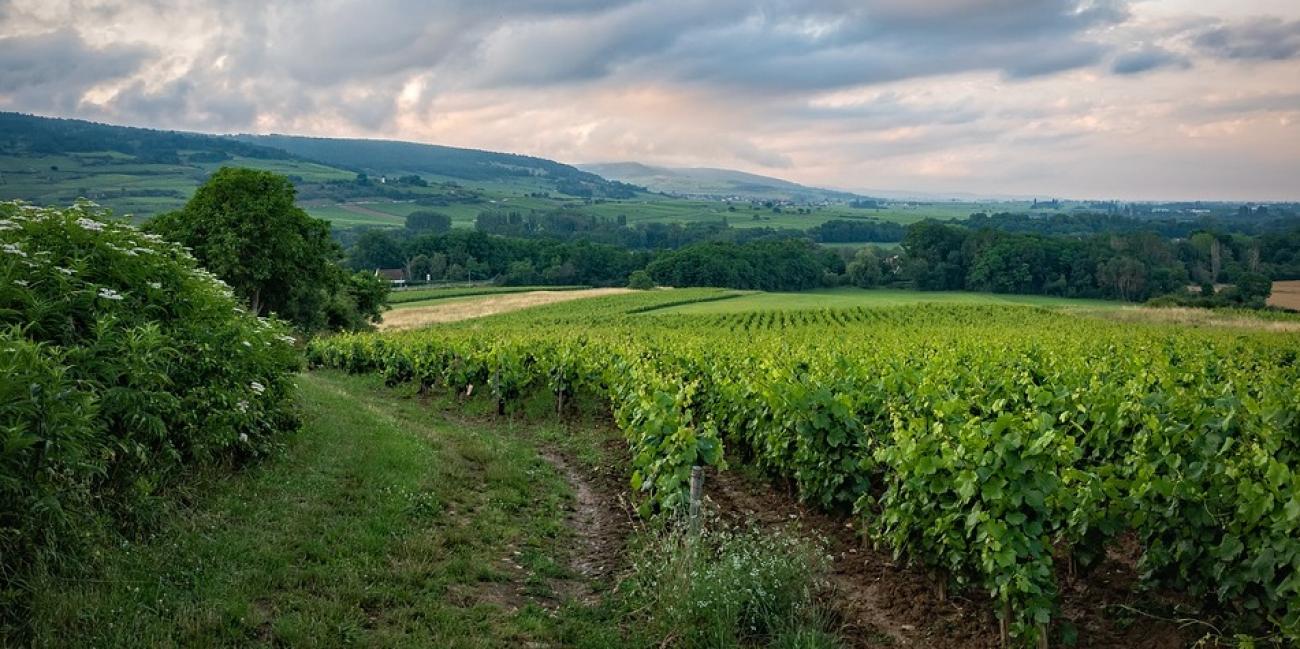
[548, 452, 1192, 648]
[379, 288, 632, 330]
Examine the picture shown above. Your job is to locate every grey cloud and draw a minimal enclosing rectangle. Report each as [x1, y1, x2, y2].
[789, 93, 983, 130]
[108, 78, 260, 131]
[1194, 18, 1300, 61]
[0, 29, 152, 112]
[1175, 92, 1300, 120]
[1111, 46, 1191, 75]
[0, 0, 1134, 133]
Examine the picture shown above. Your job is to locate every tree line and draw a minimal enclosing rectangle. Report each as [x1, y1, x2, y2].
[348, 205, 1298, 306]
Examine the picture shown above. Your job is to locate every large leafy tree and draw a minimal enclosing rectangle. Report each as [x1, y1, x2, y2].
[149, 167, 385, 331]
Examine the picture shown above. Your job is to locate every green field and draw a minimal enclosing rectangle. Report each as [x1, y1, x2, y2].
[0, 148, 1007, 231]
[655, 287, 1118, 314]
[1, 144, 1027, 235]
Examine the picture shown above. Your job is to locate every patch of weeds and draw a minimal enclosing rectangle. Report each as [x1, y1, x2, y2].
[622, 523, 843, 649]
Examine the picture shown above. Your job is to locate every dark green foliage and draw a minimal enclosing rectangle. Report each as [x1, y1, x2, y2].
[807, 219, 905, 243]
[845, 247, 884, 288]
[349, 229, 405, 270]
[0, 201, 300, 630]
[473, 208, 810, 249]
[0, 112, 290, 163]
[1236, 271, 1273, 301]
[404, 210, 451, 235]
[148, 168, 386, 331]
[628, 270, 655, 290]
[646, 239, 831, 291]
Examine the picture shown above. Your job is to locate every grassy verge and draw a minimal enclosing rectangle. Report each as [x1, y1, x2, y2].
[21, 372, 844, 648]
[24, 372, 620, 648]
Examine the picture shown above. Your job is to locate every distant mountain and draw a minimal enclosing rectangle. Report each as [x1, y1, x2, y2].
[235, 134, 640, 199]
[578, 161, 870, 203]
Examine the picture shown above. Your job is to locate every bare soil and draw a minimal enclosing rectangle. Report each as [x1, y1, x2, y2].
[540, 448, 636, 604]
[379, 288, 633, 330]
[1268, 280, 1300, 311]
[703, 468, 1194, 649]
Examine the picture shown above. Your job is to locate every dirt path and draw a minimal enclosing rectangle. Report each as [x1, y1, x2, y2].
[539, 449, 635, 603]
[379, 288, 633, 330]
[703, 469, 1191, 649]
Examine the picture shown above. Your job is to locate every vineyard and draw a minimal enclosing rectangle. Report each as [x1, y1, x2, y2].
[308, 292, 1300, 646]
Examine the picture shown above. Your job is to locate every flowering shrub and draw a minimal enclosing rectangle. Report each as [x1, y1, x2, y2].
[0, 201, 300, 614]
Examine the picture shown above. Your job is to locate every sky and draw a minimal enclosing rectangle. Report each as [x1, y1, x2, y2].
[1, 0, 1298, 201]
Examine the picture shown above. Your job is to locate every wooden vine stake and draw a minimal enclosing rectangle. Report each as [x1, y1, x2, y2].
[688, 465, 704, 538]
[999, 600, 1010, 648]
[495, 368, 505, 416]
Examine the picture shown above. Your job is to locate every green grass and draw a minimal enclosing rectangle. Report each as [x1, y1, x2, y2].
[657, 287, 1120, 314]
[21, 370, 846, 648]
[24, 371, 621, 648]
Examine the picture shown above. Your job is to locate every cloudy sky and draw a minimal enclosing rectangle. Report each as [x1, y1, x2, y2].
[2, 0, 1298, 200]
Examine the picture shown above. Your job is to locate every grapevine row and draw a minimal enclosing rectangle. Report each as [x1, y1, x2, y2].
[308, 304, 1299, 645]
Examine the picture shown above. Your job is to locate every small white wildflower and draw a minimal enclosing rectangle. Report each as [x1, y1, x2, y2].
[239, 432, 249, 443]
[58, 267, 76, 275]
[249, 381, 265, 395]
[149, 282, 162, 289]
[97, 288, 124, 301]
[241, 340, 251, 348]
[0, 219, 16, 231]
[1, 243, 26, 257]
[277, 334, 296, 344]
[236, 400, 249, 414]
[75, 217, 105, 232]
[14, 279, 29, 287]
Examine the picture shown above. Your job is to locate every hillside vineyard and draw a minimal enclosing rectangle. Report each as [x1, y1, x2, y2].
[309, 292, 1300, 645]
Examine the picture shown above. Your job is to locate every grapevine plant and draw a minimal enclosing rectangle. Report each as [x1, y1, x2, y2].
[308, 297, 1300, 645]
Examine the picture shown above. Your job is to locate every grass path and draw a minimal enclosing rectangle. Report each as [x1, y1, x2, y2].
[26, 372, 621, 648]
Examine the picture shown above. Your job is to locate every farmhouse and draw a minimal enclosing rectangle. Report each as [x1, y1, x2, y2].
[374, 268, 407, 287]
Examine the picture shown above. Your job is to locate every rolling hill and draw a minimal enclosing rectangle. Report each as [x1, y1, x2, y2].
[0, 112, 969, 231]
[0, 113, 642, 221]
[234, 134, 640, 199]
[578, 161, 872, 204]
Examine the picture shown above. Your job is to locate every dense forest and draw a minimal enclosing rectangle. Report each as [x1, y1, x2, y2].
[347, 206, 1299, 305]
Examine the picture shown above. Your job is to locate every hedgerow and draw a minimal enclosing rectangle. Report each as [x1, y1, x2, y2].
[0, 201, 300, 625]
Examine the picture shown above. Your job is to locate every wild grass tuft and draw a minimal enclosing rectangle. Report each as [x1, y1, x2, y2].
[623, 523, 842, 649]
